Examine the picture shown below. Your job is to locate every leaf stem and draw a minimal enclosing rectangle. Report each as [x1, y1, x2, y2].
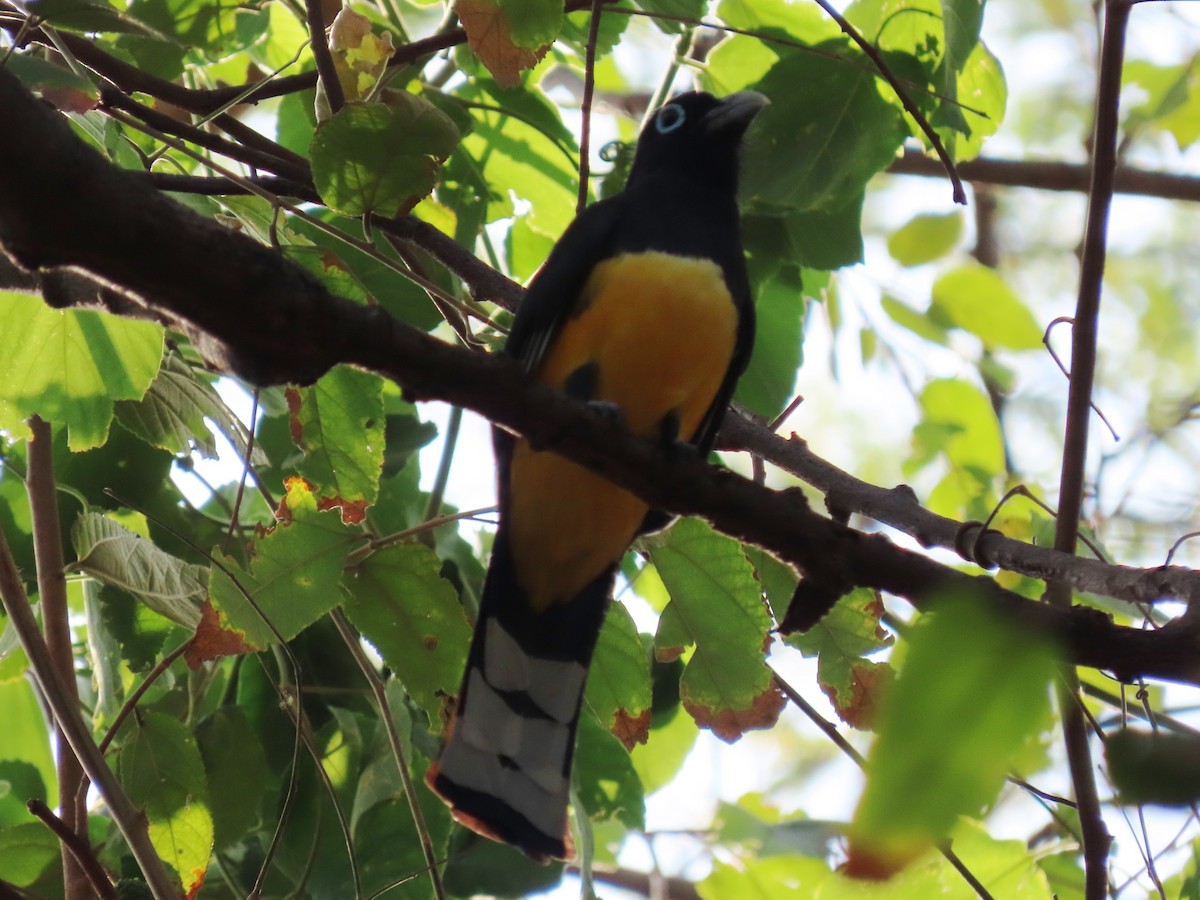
[329, 609, 447, 900]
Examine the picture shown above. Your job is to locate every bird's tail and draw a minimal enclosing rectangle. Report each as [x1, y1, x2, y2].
[425, 529, 614, 863]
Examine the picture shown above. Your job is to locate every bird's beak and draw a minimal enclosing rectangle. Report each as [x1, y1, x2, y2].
[703, 91, 769, 135]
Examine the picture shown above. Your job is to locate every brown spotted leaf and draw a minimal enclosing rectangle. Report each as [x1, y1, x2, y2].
[687, 681, 786, 743]
[457, 0, 559, 87]
[186, 600, 253, 668]
[820, 658, 893, 731]
[650, 519, 778, 743]
[585, 602, 652, 744]
[787, 588, 893, 730]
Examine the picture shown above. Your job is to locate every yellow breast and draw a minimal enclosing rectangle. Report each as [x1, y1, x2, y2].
[507, 251, 739, 611]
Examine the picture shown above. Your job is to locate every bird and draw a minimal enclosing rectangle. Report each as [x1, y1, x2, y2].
[425, 90, 766, 863]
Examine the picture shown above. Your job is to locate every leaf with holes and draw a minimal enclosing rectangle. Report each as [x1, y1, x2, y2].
[193, 479, 355, 660]
[344, 542, 472, 729]
[287, 366, 384, 524]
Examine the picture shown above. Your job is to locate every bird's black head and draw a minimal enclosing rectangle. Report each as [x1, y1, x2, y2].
[625, 91, 767, 193]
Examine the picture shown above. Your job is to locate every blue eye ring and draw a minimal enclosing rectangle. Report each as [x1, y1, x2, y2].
[655, 103, 686, 134]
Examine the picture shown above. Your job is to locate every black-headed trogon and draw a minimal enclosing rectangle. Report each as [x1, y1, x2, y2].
[426, 90, 766, 863]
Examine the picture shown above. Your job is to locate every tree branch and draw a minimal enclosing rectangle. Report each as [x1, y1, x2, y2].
[27, 799, 117, 900]
[719, 414, 1200, 611]
[1050, 1, 1131, 894]
[3, 67, 1200, 693]
[0, 529, 181, 899]
[889, 148, 1200, 203]
[26, 416, 87, 900]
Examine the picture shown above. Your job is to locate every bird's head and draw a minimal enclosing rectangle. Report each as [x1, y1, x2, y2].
[626, 90, 768, 191]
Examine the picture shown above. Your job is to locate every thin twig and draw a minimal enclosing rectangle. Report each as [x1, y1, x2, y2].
[1042, 317, 1120, 441]
[307, 0, 345, 115]
[26, 416, 87, 900]
[805, 0, 965, 204]
[98, 88, 312, 185]
[576, 0, 605, 214]
[27, 799, 117, 900]
[0, 528, 181, 899]
[329, 609, 446, 900]
[771, 669, 995, 900]
[1045, 1, 1130, 895]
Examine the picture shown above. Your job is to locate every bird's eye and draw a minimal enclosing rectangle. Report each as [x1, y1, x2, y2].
[655, 103, 686, 134]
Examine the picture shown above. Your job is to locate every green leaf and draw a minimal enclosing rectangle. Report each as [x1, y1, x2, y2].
[573, 714, 645, 830]
[196, 707, 268, 849]
[0, 761, 46, 828]
[888, 211, 964, 266]
[502, 0, 564, 49]
[4, 53, 99, 111]
[205, 479, 356, 652]
[460, 88, 579, 237]
[0, 292, 163, 450]
[0, 678, 57, 807]
[778, 191, 868, 269]
[0, 822, 60, 886]
[116, 711, 213, 893]
[635, 0, 704, 34]
[72, 511, 206, 628]
[584, 602, 652, 745]
[630, 703, 698, 795]
[943, 41, 1006, 161]
[735, 272, 806, 418]
[881, 294, 951, 345]
[97, 587, 174, 674]
[354, 791, 453, 899]
[931, 263, 1042, 350]
[743, 43, 907, 215]
[116, 353, 266, 464]
[25, 0, 173, 36]
[311, 98, 460, 217]
[787, 588, 893, 730]
[345, 542, 472, 727]
[906, 377, 1005, 489]
[649, 518, 783, 742]
[714, 794, 841, 858]
[287, 366, 385, 523]
[443, 830, 565, 898]
[1106, 729, 1200, 806]
[700, 855, 833, 898]
[847, 602, 1056, 877]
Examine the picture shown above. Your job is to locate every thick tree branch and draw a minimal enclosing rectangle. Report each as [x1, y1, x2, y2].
[3, 67, 1200, 690]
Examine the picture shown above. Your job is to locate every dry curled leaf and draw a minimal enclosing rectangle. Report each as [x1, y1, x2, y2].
[457, 0, 550, 87]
